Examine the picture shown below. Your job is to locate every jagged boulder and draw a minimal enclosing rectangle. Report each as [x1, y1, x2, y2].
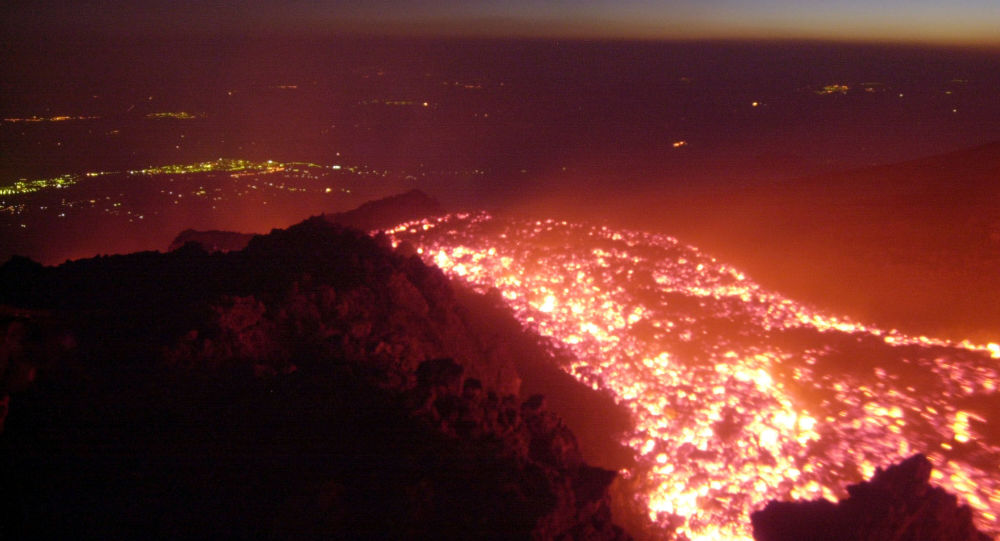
[751, 454, 992, 541]
[407, 359, 628, 541]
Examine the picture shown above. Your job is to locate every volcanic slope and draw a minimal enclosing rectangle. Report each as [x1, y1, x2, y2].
[514, 142, 1000, 343]
[390, 211, 1000, 540]
[0, 215, 631, 540]
[689, 141, 1000, 342]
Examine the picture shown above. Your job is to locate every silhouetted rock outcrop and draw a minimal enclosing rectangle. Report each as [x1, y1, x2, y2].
[0, 208, 627, 540]
[751, 454, 992, 541]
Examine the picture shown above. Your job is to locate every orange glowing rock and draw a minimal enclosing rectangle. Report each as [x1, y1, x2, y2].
[390, 212, 1000, 540]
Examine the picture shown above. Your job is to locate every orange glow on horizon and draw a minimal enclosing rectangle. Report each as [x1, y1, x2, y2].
[314, 11, 1000, 49]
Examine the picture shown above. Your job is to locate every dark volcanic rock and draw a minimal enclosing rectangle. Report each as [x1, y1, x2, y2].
[407, 358, 627, 540]
[0, 210, 627, 540]
[751, 454, 992, 541]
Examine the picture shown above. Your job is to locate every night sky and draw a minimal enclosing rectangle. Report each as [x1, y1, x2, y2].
[4, 0, 999, 46]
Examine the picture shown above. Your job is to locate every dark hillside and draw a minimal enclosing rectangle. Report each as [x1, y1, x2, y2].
[167, 188, 444, 253]
[0, 213, 629, 540]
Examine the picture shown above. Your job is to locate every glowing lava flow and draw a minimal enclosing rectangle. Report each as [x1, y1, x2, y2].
[388, 212, 1000, 540]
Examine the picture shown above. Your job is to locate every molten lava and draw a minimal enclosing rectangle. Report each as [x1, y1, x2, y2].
[389, 212, 1000, 540]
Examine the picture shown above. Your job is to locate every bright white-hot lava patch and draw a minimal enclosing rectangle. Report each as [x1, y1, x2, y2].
[388, 212, 1000, 540]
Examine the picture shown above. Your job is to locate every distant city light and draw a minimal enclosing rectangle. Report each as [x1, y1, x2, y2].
[145, 112, 203, 120]
[2, 115, 100, 123]
[816, 84, 850, 95]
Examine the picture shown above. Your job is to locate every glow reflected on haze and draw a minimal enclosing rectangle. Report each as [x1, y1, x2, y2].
[7, 0, 999, 47]
[269, 0, 1000, 46]
[390, 212, 1000, 540]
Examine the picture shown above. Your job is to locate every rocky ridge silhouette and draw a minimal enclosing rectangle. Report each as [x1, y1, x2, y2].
[0, 200, 627, 539]
[752, 454, 992, 541]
